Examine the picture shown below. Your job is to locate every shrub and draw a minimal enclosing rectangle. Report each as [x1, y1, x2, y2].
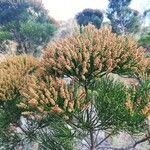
[0, 26, 149, 149]
[43, 25, 145, 85]
[18, 74, 86, 118]
[0, 55, 39, 131]
[0, 55, 39, 101]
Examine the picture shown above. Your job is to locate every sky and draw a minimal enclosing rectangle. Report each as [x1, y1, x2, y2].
[43, 0, 150, 21]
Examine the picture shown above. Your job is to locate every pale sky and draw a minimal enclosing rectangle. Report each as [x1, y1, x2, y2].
[43, 0, 150, 21]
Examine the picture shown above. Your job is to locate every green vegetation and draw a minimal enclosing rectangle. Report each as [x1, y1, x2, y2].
[0, 26, 149, 149]
[0, 0, 57, 56]
[0, 0, 150, 149]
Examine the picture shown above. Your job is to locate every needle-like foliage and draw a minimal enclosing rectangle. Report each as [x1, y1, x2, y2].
[43, 25, 145, 86]
[0, 26, 149, 150]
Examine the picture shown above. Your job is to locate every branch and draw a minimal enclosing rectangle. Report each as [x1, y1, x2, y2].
[124, 135, 150, 150]
[98, 135, 150, 150]
[96, 146, 120, 150]
[94, 114, 114, 129]
[95, 131, 114, 148]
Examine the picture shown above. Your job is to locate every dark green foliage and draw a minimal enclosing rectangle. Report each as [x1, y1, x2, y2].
[37, 115, 74, 150]
[18, 21, 56, 57]
[0, 110, 74, 150]
[76, 8, 103, 29]
[0, 100, 22, 149]
[139, 35, 150, 45]
[0, 31, 12, 52]
[138, 35, 150, 51]
[92, 78, 149, 133]
[0, 31, 11, 41]
[107, 0, 141, 34]
[0, 0, 57, 56]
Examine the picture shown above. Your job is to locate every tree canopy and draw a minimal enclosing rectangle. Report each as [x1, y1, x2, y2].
[107, 0, 141, 35]
[0, 0, 57, 56]
[76, 8, 104, 29]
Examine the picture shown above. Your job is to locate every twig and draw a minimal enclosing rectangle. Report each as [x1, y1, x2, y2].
[95, 131, 113, 148]
[124, 135, 150, 150]
[98, 135, 150, 150]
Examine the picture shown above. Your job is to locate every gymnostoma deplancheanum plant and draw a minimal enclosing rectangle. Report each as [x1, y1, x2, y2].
[0, 25, 149, 149]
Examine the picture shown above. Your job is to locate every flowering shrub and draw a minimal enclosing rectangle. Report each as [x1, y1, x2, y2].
[0, 55, 40, 149]
[0, 26, 149, 149]
[0, 55, 39, 101]
[18, 75, 87, 118]
[43, 25, 145, 86]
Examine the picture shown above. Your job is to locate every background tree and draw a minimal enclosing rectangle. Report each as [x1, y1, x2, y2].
[0, 31, 12, 52]
[107, 0, 141, 35]
[138, 9, 150, 53]
[144, 9, 150, 18]
[0, 0, 57, 56]
[138, 34, 150, 52]
[75, 8, 103, 29]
